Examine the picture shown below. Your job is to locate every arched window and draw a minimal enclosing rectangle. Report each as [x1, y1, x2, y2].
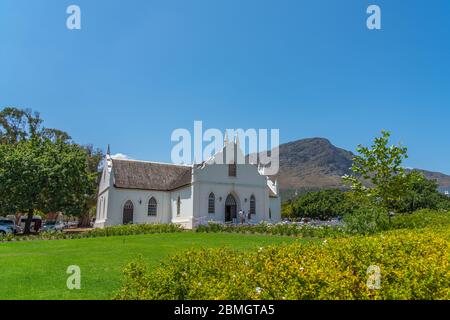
[148, 197, 157, 216]
[177, 196, 181, 216]
[269, 208, 272, 220]
[250, 195, 256, 216]
[123, 200, 134, 224]
[208, 193, 215, 214]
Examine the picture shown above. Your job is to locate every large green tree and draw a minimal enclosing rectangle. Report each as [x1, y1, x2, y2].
[393, 170, 450, 213]
[343, 130, 447, 212]
[0, 139, 98, 233]
[0, 107, 102, 233]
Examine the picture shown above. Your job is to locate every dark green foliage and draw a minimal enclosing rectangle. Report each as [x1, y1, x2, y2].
[282, 189, 355, 220]
[196, 221, 346, 238]
[392, 171, 450, 213]
[0, 107, 103, 232]
[0, 139, 95, 221]
[343, 206, 390, 235]
[0, 223, 183, 242]
[391, 209, 450, 230]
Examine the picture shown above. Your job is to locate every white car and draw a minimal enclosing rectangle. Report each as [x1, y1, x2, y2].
[0, 225, 13, 235]
[0, 218, 19, 234]
[42, 221, 66, 232]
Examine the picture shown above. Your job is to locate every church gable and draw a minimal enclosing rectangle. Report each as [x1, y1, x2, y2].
[194, 140, 279, 198]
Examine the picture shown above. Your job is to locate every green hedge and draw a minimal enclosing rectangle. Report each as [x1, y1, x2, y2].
[195, 209, 450, 238]
[196, 222, 346, 238]
[391, 209, 450, 230]
[2, 209, 448, 243]
[0, 223, 183, 242]
[115, 227, 450, 300]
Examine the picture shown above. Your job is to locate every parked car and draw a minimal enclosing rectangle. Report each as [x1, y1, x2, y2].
[0, 225, 13, 235]
[0, 218, 18, 234]
[19, 216, 43, 233]
[42, 221, 66, 232]
[66, 221, 79, 228]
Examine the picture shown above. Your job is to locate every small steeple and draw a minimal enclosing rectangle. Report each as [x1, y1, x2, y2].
[224, 130, 229, 145]
[105, 144, 113, 171]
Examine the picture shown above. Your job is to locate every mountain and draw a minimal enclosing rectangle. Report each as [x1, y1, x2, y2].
[254, 138, 450, 200]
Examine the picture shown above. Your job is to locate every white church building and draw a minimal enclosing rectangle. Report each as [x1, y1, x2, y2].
[94, 139, 281, 229]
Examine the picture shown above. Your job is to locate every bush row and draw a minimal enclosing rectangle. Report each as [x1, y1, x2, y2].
[0, 223, 183, 242]
[196, 221, 347, 238]
[2, 209, 448, 243]
[115, 227, 450, 300]
[391, 209, 450, 230]
[195, 209, 450, 238]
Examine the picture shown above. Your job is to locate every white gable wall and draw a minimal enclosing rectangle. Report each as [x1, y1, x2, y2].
[192, 163, 278, 224]
[95, 162, 113, 228]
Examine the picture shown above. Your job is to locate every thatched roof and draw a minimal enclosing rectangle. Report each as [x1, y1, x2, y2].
[112, 159, 192, 191]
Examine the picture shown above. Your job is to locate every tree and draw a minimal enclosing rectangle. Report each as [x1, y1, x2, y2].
[281, 200, 295, 220]
[0, 107, 43, 144]
[78, 145, 103, 227]
[343, 130, 449, 213]
[343, 130, 409, 211]
[394, 170, 450, 213]
[288, 189, 355, 220]
[0, 140, 46, 233]
[0, 106, 102, 233]
[0, 139, 99, 233]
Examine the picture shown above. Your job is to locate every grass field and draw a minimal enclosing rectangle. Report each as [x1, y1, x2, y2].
[0, 232, 302, 300]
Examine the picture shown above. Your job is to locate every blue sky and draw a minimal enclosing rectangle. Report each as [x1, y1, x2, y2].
[1, 0, 449, 174]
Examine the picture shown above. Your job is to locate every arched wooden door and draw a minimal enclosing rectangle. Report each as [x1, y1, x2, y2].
[123, 200, 134, 224]
[225, 194, 237, 222]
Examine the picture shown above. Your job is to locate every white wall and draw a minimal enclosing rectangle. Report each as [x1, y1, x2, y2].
[170, 185, 194, 229]
[95, 191, 110, 228]
[99, 187, 171, 227]
[94, 161, 112, 228]
[269, 196, 281, 222]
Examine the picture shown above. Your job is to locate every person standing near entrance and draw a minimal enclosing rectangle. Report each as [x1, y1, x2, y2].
[239, 210, 244, 224]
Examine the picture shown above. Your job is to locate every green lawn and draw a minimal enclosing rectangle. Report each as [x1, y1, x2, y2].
[0, 232, 302, 300]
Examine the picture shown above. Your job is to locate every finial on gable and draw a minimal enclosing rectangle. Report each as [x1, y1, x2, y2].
[107, 144, 111, 156]
[235, 132, 240, 146]
[224, 131, 229, 144]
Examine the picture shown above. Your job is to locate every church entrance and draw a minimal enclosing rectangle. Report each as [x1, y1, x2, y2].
[225, 194, 237, 223]
[123, 200, 134, 224]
